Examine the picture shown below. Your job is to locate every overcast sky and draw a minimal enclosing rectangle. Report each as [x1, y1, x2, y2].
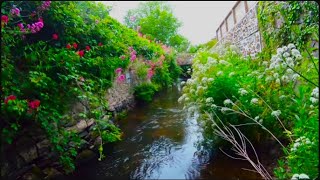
[100, 1, 236, 45]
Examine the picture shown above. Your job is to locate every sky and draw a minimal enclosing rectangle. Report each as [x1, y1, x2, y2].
[99, 1, 236, 45]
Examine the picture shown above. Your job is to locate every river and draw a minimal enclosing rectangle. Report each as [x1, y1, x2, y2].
[69, 79, 264, 179]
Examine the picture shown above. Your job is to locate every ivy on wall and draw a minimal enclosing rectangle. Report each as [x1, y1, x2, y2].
[257, 1, 319, 59]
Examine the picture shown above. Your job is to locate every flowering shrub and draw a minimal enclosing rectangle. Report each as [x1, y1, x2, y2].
[1, 1, 180, 174]
[180, 42, 318, 178]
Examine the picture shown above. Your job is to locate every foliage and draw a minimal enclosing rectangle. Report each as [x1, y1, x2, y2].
[180, 41, 319, 178]
[124, 1, 182, 46]
[168, 34, 190, 52]
[1, 1, 178, 173]
[133, 82, 158, 103]
[257, 1, 319, 59]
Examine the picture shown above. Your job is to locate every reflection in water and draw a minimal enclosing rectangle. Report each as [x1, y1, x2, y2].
[70, 79, 261, 179]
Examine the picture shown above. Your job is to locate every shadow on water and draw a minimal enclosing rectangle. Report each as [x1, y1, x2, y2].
[69, 79, 264, 179]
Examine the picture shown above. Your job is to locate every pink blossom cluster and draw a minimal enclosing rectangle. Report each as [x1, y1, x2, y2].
[128, 46, 137, 62]
[17, 23, 26, 32]
[115, 67, 122, 74]
[147, 68, 154, 79]
[27, 19, 44, 33]
[10, 7, 20, 16]
[117, 74, 126, 83]
[38, 1, 51, 11]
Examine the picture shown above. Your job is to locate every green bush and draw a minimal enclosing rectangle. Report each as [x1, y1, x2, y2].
[133, 83, 158, 103]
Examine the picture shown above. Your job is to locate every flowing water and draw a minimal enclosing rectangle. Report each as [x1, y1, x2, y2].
[69, 80, 264, 179]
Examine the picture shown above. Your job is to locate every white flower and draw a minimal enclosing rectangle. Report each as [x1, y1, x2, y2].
[262, 61, 268, 67]
[206, 97, 214, 103]
[275, 78, 281, 84]
[271, 110, 281, 117]
[251, 98, 259, 104]
[288, 43, 296, 49]
[291, 49, 300, 57]
[181, 81, 186, 85]
[286, 57, 294, 65]
[283, 52, 290, 57]
[273, 73, 279, 78]
[239, 88, 248, 96]
[299, 174, 310, 179]
[229, 72, 235, 77]
[202, 77, 208, 83]
[290, 147, 297, 152]
[220, 107, 229, 113]
[185, 97, 190, 102]
[254, 116, 259, 120]
[286, 69, 294, 74]
[178, 96, 184, 103]
[279, 95, 286, 99]
[265, 76, 273, 82]
[292, 73, 300, 81]
[310, 97, 318, 104]
[281, 75, 289, 83]
[277, 48, 284, 55]
[293, 142, 300, 148]
[223, 99, 233, 105]
[217, 71, 223, 76]
[311, 87, 319, 98]
[219, 60, 230, 65]
[211, 104, 217, 109]
[208, 78, 214, 82]
[282, 46, 288, 52]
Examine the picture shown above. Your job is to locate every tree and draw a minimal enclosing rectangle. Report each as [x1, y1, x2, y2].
[124, 1, 182, 45]
[168, 34, 190, 52]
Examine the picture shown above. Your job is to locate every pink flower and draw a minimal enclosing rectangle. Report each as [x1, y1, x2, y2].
[85, 46, 90, 51]
[1, 15, 8, 24]
[138, 33, 142, 37]
[28, 100, 40, 109]
[79, 76, 85, 82]
[17, 23, 26, 32]
[4, 95, 16, 104]
[120, 55, 125, 60]
[130, 50, 136, 56]
[66, 44, 71, 49]
[10, 8, 20, 16]
[27, 20, 44, 33]
[115, 67, 122, 74]
[52, 33, 58, 40]
[77, 50, 84, 57]
[95, 20, 99, 24]
[73, 43, 78, 49]
[98, 42, 103, 46]
[130, 16, 136, 21]
[128, 46, 133, 51]
[147, 69, 154, 79]
[130, 54, 136, 62]
[117, 74, 126, 83]
[38, 1, 51, 11]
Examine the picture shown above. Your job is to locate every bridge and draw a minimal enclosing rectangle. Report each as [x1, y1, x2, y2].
[176, 53, 194, 66]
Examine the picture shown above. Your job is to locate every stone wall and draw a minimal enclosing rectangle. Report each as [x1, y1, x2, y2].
[1, 70, 142, 180]
[213, 2, 261, 58]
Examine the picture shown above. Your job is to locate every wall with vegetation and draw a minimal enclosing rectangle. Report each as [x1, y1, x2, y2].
[214, 2, 261, 57]
[182, 1, 318, 179]
[1, 1, 181, 179]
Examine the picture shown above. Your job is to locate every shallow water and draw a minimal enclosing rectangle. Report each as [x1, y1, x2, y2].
[69, 80, 262, 179]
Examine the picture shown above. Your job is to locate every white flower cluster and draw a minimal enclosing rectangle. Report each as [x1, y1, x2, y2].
[239, 88, 248, 96]
[271, 110, 281, 117]
[267, 44, 302, 84]
[291, 136, 312, 152]
[250, 98, 259, 105]
[206, 97, 214, 103]
[207, 57, 218, 66]
[291, 173, 309, 180]
[310, 87, 319, 104]
[254, 116, 263, 124]
[223, 99, 233, 105]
